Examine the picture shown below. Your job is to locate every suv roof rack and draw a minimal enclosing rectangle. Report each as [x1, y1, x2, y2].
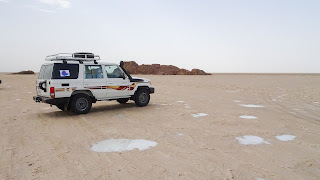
[45, 52, 101, 62]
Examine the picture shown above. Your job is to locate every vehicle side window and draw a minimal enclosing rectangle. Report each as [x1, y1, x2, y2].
[38, 65, 53, 79]
[43, 65, 53, 79]
[84, 65, 104, 79]
[38, 65, 45, 79]
[105, 65, 124, 78]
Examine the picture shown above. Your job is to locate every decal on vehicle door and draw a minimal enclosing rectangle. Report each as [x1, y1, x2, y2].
[55, 87, 77, 92]
[60, 70, 70, 77]
[84, 86, 107, 89]
[55, 88, 65, 92]
[84, 83, 136, 91]
[106, 83, 136, 91]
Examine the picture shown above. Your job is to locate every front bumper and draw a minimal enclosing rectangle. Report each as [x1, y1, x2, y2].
[33, 96, 69, 105]
[149, 87, 155, 94]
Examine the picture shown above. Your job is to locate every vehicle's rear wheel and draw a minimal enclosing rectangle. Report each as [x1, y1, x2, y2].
[134, 89, 150, 107]
[70, 94, 92, 114]
[56, 103, 66, 111]
[117, 98, 129, 104]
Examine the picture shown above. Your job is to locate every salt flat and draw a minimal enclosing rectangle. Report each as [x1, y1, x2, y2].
[0, 73, 319, 179]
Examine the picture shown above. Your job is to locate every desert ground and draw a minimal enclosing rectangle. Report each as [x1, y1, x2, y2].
[0, 73, 320, 180]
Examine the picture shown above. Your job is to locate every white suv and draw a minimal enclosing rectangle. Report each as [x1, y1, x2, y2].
[33, 52, 155, 114]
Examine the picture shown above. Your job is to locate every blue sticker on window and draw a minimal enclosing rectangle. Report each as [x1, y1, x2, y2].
[60, 70, 70, 77]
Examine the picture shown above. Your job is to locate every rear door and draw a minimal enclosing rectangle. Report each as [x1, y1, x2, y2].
[83, 65, 107, 99]
[105, 65, 130, 98]
[37, 64, 53, 97]
[50, 63, 81, 98]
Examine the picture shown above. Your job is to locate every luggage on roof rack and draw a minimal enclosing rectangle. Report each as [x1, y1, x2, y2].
[45, 52, 100, 61]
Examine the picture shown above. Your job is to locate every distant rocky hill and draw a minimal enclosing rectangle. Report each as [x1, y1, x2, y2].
[11, 70, 35, 75]
[123, 61, 210, 75]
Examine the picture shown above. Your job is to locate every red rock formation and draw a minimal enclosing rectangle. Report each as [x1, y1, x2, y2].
[123, 61, 210, 75]
[190, 69, 209, 75]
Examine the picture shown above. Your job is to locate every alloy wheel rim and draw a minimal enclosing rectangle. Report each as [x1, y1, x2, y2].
[139, 93, 148, 103]
[76, 98, 88, 111]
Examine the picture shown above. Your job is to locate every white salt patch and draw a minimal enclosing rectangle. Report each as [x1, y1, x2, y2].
[275, 135, 296, 141]
[43, 107, 51, 110]
[227, 90, 239, 93]
[16, 99, 21, 101]
[114, 114, 123, 118]
[233, 100, 241, 103]
[272, 99, 277, 102]
[91, 139, 157, 152]
[239, 115, 257, 119]
[192, 113, 208, 118]
[239, 104, 264, 108]
[28, 92, 32, 94]
[176, 101, 184, 103]
[312, 102, 319, 104]
[236, 135, 270, 145]
[177, 133, 183, 136]
[185, 105, 191, 108]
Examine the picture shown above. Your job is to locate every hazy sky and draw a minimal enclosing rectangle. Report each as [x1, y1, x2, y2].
[0, 0, 319, 73]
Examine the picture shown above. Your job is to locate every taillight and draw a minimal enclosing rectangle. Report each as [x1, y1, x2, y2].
[50, 87, 55, 98]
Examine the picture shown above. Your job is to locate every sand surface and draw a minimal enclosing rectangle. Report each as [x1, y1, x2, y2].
[0, 73, 320, 179]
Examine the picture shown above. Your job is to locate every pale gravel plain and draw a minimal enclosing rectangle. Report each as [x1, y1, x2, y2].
[0, 73, 320, 179]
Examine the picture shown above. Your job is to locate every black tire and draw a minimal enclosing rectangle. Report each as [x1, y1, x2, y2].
[134, 89, 150, 107]
[70, 94, 92, 114]
[117, 98, 129, 104]
[56, 104, 66, 111]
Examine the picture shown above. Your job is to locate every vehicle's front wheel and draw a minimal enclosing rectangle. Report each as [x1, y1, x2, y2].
[134, 89, 150, 107]
[70, 94, 92, 114]
[117, 98, 129, 104]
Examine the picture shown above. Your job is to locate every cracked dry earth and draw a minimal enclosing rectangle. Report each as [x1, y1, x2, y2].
[0, 73, 320, 179]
